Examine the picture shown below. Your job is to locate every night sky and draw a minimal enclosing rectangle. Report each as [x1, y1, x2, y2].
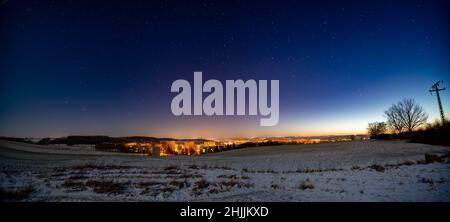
[1, 0, 449, 138]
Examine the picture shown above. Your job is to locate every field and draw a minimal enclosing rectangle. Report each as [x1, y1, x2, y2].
[1, 139, 450, 201]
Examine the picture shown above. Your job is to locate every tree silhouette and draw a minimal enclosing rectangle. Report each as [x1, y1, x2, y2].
[367, 122, 387, 139]
[384, 104, 405, 136]
[393, 98, 428, 134]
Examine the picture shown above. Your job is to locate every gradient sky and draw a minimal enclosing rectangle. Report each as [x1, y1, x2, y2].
[1, 0, 449, 139]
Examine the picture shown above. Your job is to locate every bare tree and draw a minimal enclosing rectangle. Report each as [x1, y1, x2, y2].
[392, 98, 428, 134]
[367, 121, 387, 139]
[384, 104, 405, 135]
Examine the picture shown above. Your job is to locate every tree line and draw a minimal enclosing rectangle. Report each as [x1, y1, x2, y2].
[367, 98, 449, 146]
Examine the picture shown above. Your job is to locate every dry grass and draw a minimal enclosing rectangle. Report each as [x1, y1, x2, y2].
[220, 179, 253, 189]
[153, 170, 182, 175]
[220, 179, 239, 187]
[164, 165, 179, 171]
[368, 164, 385, 172]
[85, 180, 126, 194]
[191, 179, 211, 195]
[168, 180, 186, 188]
[351, 166, 361, 170]
[136, 181, 164, 188]
[0, 186, 35, 201]
[56, 164, 131, 172]
[160, 186, 176, 193]
[425, 153, 444, 164]
[166, 173, 202, 179]
[61, 180, 86, 192]
[299, 179, 315, 190]
[208, 188, 219, 194]
[188, 165, 199, 169]
[217, 174, 237, 179]
[194, 179, 210, 189]
[67, 174, 88, 180]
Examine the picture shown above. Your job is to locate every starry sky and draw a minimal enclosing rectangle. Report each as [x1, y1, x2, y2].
[0, 0, 449, 139]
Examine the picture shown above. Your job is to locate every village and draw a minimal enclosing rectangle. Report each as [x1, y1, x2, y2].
[92, 135, 367, 156]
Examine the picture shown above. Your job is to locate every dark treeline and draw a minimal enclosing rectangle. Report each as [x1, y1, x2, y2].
[0, 137, 34, 144]
[368, 97, 449, 146]
[372, 121, 449, 146]
[0, 135, 209, 146]
[235, 141, 285, 149]
[39, 136, 186, 145]
[204, 141, 287, 153]
[408, 121, 450, 146]
[43, 136, 117, 145]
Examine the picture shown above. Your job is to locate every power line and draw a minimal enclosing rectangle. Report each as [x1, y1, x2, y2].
[429, 80, 446, 123]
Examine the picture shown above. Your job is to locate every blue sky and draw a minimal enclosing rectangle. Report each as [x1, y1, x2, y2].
[0, 0, 449, 138]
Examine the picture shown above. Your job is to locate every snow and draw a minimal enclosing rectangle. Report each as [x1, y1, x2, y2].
[1, 139, 449, 201]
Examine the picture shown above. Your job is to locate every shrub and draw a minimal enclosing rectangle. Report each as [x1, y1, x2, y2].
[424, 153, 444, 164]
[194, 179, 210, 189]
[408, 121, 450, 146]
[299, 179, 314, 190]
[368, 164, 385, 172]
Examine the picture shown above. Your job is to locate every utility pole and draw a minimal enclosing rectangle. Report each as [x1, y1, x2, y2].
[429, 80, 446, 123]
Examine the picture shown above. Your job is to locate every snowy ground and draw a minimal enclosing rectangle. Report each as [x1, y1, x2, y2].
[1, 139, 449, 201]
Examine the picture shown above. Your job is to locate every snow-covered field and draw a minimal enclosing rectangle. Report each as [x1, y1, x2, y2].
[1, 139, 449, 201]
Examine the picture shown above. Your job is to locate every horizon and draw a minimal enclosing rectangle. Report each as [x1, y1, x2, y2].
[1, 0, 449, 138]
[0, 132, 370, 140]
